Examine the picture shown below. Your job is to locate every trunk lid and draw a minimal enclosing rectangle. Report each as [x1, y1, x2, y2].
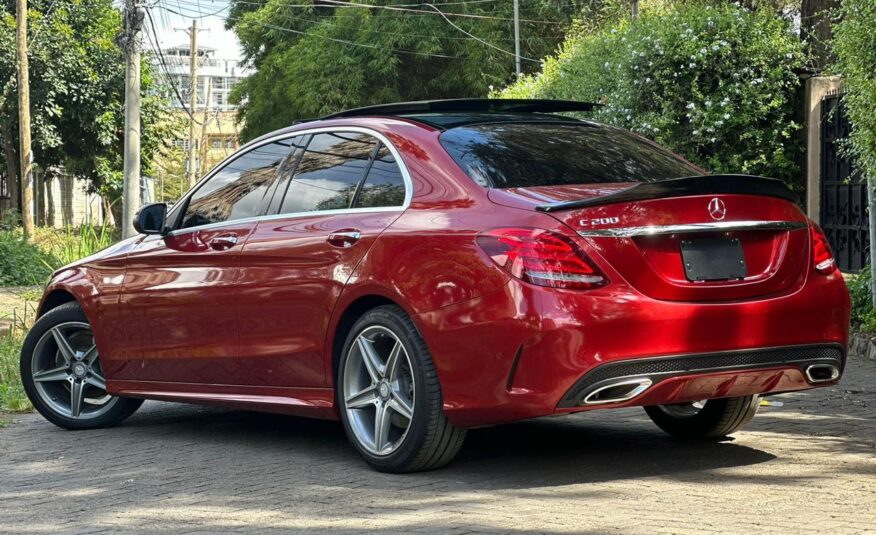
[489, 177, 810, 302]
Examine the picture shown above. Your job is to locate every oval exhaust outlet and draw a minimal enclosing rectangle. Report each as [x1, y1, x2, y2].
[805, 363, 840, 383]
[582, 378, 652, 406]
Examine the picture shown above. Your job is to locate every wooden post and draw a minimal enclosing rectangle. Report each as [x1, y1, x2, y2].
[187, 19, 199, 188]
[16, 0, 34, 238]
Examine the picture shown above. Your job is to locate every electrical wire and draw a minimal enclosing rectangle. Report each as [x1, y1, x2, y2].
[422, 3, 539, 62]
[143, 6, 206, 124]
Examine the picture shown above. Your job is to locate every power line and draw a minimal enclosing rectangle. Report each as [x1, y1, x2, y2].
[261, 22, 458, 58]
[154, 1, 546, 61]
[143, 6, 206, 124]
[422, 3, 538, 63]
[194, 0, 564, 25]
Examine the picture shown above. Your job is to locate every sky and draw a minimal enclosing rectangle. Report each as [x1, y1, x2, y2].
[150, 1, 244, 60]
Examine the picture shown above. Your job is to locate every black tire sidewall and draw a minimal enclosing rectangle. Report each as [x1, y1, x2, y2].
[644, 396, 758, 439]
[20, 302, 142, 430]
[337, 306, 435, 472]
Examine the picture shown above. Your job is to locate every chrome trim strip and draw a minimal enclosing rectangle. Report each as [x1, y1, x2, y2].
[166, 126, 414, 238]
[577, 220, 808, 238]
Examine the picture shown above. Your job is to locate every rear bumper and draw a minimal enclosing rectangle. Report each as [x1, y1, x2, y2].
[415, 268, 850, 428]
[557, 343, 844, 407]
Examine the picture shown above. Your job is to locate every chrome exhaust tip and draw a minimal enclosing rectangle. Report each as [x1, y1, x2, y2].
[582, 377, 652, 406]
[805, 363, 840, 384]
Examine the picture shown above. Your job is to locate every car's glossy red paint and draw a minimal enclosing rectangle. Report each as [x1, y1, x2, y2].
[38, 115, 851, 428]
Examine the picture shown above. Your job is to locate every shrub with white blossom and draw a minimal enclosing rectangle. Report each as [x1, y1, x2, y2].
[498, 3, 807, 188]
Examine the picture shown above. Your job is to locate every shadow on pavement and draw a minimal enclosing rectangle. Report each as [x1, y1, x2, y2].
[118, 403, 777, 489]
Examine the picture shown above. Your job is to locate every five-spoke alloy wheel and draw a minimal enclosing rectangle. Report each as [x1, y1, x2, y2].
[338, 305, 466, 473]
[343, 325, 416, 456]
[21, 302, 143, 429]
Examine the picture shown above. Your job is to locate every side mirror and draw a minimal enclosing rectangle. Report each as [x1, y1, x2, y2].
[133, 203, 168, 235]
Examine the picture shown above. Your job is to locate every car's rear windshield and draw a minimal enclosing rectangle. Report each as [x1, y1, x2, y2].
[438, 122, 701, 188]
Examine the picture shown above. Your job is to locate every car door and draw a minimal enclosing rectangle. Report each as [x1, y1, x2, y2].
[235, 130, 410, 387]
[113, 137, 297, 384]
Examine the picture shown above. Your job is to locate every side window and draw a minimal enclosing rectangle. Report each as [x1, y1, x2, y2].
[352, 144, 406, 208]
[280, 132, 377, 214]
[267, 135, 310, 214]
[180, 139, 295, 229]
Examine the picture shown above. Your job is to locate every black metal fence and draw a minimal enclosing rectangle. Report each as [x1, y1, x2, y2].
[820, 93, 868, 273]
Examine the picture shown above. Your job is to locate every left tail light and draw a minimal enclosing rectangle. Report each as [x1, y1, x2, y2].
[476, 227, 608, 290]
[810, 224, 837, 274]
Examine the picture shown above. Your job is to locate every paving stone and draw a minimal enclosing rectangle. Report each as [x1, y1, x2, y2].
[1, 358, 874, 534]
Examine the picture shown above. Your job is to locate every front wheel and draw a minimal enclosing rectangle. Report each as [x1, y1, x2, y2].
[337, 305, 466, 473]
[644, 395, 760, 439]
[20, 302, 143, 430]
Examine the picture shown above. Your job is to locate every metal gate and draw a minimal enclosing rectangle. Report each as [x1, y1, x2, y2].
[820, 93, 867, 272]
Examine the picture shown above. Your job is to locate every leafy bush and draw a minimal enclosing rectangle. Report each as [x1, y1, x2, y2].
[834, 0, 876, 183]
[0, 232, 58, 286]
[498, 2, 807, 188]
[846, 267, 876, 333]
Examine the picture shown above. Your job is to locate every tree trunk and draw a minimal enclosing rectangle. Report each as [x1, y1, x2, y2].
[1, 121, 20, 217]
[802, 0, 840, 71]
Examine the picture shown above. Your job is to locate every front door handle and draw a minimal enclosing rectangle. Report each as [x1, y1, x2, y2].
[208, 234, 239, 251]
[327, 230, 361, 248]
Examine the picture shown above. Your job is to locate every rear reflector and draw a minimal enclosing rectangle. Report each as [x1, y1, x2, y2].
[810, 224, 837, 274]
[476, 228, 608, 289]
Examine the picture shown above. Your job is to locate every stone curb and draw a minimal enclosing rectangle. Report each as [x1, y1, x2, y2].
[849, 332, 876, 360]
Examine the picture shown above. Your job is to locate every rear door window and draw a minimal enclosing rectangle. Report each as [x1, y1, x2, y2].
[439, 123, 701, 188]
[279, 132, 377, 214]
[352, 144, 406, 208]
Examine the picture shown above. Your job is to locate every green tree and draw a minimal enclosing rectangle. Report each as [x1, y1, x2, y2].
[834, 0, 876, 305]
[499, 2, 807, 188]
[226, 0, 589, 141]
[0, 0, 171, 220]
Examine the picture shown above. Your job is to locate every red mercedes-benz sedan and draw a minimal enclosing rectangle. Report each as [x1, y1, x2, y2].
[21, 99, 850, 472]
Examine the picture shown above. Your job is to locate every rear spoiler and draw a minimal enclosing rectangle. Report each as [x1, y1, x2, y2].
[534, 175, 800, 213]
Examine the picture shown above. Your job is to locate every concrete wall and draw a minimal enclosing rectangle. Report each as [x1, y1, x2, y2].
[36, 171, 106, 228]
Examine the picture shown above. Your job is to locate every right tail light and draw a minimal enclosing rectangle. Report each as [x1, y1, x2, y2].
[810, 224, 837, 274]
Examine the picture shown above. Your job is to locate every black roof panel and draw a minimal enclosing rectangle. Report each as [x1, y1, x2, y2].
[398, 112, 587, 130]
[323, 98, 600, 120]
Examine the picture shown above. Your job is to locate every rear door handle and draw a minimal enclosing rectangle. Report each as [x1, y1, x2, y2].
[208, 234, 239, 251]
[327, 230, 361, 248]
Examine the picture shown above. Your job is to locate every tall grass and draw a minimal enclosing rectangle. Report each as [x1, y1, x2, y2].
[0, 306, 35, 412]
[33, 224, 118, 267]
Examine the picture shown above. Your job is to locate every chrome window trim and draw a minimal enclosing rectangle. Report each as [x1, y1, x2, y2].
[577, 220, 808, 238]
[168, 126, 413, 237]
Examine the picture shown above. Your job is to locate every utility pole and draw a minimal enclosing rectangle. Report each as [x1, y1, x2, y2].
[513, 0, 521, 78]
[199, 80, 212, 176]
[121, 0, 143, 238]
[16, 0, 34, 238]
[187, 19, 199, 188]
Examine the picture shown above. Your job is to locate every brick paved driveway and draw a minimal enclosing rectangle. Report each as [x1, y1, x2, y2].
[1, 358, 874, 535]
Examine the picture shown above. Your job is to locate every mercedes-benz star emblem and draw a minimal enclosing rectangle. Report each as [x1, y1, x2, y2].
[708, 197, 726, 221]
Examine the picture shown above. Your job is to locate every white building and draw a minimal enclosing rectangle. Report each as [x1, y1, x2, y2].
[156, 45, 250, 112]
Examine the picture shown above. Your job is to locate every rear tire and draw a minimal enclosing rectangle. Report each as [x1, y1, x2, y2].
[644, 395, 760, 439]
[21, 302, 143, 430]
[337, 305, 466, 473]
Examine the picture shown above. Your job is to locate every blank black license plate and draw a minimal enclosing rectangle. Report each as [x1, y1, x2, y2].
[680, 238, 747, 281]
